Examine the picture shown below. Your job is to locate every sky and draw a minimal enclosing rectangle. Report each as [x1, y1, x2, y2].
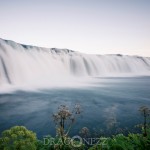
[0, 0, 150, 56]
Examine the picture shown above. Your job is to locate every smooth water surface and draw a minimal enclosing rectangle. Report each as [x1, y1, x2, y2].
[0, 77, 150, 138]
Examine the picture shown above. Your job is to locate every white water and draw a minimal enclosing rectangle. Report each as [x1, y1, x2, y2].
[0, 38, 150, 90]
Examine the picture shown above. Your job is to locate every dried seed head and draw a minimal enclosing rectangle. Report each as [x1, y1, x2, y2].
[139, 106, 150, 116]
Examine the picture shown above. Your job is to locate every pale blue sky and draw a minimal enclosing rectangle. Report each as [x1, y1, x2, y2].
[0, 0, 150, 56]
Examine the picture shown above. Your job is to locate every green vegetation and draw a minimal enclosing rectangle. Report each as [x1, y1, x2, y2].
[0, 126, 37, 150]
[0, 105, 150, 150]
[89, 132, 150, 150]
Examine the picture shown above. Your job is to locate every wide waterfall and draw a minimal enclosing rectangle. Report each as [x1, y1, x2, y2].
[0, 38, 150, 89]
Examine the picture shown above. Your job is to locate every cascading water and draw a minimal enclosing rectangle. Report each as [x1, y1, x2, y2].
[0, 38, 150, 89]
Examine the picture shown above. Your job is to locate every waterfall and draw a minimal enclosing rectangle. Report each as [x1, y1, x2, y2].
[0, 38, 150, 88]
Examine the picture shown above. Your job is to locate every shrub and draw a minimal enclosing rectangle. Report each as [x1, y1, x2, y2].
[0, 126, 37, 150]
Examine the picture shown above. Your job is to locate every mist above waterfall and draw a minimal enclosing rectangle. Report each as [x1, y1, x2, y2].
[0, 38, 150, 91]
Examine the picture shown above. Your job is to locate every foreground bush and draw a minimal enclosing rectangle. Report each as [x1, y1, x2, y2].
[0, 126, 150, 150]
[89, 133, 150, 150]
[0, 126, 37, 150]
